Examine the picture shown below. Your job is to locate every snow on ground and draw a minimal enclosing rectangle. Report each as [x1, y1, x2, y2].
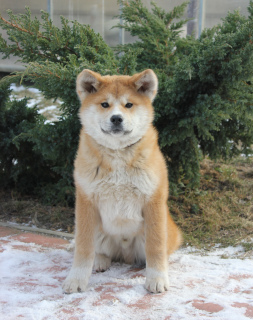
[0, 231, 253, 320]
[9, 84, 63, 122]
[9, 84, 41, 94]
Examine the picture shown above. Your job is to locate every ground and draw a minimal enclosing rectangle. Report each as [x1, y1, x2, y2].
[1, 225, 253, 320]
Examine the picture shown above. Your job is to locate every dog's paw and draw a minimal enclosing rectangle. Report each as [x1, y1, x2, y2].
[62, 268, 90, 294]
[145, 276, 169, 293]
[94, 254, 111, 272]
[145, 268, 169, 293]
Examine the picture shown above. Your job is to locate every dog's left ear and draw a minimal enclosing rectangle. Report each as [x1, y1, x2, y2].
[133, 69, 158, 102]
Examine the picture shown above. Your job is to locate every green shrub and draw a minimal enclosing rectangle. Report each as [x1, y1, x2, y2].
[0, 83, 56, 195]
[116, 0, 253, 192]
[0, 8, 119, 204]
[0, 1, 253, 204]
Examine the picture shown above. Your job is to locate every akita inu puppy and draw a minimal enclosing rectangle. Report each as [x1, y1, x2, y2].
[63, 69, 182, 294]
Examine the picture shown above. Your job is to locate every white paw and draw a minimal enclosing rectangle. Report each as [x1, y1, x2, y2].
[145, 276, 169, 293]
[62, 267, 90, 294]
[145, 268, 169, 293]
[93, 254, 111, 272]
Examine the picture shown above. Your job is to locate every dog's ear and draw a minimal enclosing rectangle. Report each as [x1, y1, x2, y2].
[133, 69, 158, 101]
[76, 69, 102, 101]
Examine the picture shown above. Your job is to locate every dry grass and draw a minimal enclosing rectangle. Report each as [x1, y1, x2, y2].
[170, 157, 253, 251]
[0, 190, 75, 233]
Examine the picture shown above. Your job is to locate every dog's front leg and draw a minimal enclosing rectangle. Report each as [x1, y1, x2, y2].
[63, 189, 97, 293]
[143, 200, 169, 294]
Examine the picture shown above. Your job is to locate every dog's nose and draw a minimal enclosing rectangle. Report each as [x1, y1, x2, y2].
[110, 115, 123, 126]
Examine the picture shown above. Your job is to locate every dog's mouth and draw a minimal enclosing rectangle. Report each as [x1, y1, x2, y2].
[101, 128, 132, 136]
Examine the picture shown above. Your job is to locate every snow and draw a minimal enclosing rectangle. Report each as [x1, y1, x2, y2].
[37, 105, 57, 114]
[9, 84, 41, 94]
[9, 84, 62, 122]
[0, 234, 252, 320]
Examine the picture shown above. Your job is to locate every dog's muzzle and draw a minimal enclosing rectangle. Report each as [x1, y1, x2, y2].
[110, 114, 123, 134]
[101, 115, 132, 136]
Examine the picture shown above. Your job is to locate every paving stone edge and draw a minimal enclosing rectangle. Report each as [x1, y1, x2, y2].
[0, 221, 74, 239]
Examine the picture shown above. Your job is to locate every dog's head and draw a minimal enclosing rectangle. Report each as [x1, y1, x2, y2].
[76, 69, 158, 149]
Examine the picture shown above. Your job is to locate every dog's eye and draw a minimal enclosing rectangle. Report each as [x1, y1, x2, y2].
[101, 102, 109, 108]
[125, 103, 133, 109]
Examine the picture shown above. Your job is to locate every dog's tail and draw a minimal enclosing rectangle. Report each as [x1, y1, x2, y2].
[167, 210, 183, 255]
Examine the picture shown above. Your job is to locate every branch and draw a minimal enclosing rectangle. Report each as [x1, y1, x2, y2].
[0, 15, 50, 41]
[1, 15, 79, 58]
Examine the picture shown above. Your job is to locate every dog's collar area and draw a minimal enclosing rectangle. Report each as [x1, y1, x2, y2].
[92, 135, 142, 150]
[125, 138, 142, 149]
[101, 128, 133, 136]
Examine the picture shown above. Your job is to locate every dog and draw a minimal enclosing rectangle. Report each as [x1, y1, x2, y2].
[62, 69, 182, 294]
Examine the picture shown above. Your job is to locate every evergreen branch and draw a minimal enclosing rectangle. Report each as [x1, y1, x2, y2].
[0, 11, 80, 61]
[0, 15, 49, 41]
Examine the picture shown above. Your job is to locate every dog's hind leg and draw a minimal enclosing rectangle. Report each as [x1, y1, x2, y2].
[94, 253, 111, 272]
[93, 231, 117, 272]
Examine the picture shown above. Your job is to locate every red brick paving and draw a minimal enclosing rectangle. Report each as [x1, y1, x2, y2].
[11, 232, 69, 248]
[233, 302, 253, 318]
[0, 225, 21, 237]
[1, 225, 253, 319]
[191, 300, 224, 313]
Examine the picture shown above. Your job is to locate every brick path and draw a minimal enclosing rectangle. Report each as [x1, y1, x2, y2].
[0, 225, 252, 320]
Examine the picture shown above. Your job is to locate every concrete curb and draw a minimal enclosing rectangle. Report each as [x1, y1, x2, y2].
[0, 221, 74, 239]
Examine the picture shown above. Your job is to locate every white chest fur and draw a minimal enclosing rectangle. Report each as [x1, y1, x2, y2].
[75, 150, 158, 237]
